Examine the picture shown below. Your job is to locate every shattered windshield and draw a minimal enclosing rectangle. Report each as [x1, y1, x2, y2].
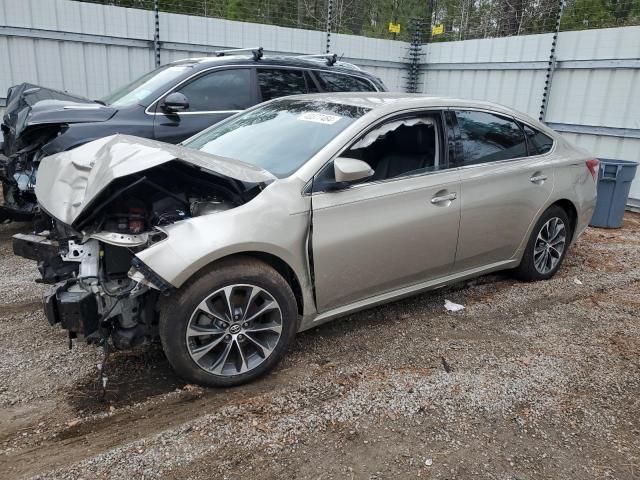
[183, 99, 370, 178]
[101, 65, 192, 107]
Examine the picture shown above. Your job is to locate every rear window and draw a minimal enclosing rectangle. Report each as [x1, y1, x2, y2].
[315, 71, 376, 92]
[258, 69, 308, 101]
[455, 110, 527, 165]
[521, 123, 554, 155]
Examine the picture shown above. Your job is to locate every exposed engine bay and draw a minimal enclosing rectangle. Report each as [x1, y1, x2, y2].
[12, 135, 272, 354]
[71, 160, 241, 235]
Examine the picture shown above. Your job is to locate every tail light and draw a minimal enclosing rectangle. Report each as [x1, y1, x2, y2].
[586, 159, 599, 182]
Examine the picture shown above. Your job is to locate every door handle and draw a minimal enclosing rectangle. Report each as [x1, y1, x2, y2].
[431, 192, 457, 204]
[530, 174, 547, 183]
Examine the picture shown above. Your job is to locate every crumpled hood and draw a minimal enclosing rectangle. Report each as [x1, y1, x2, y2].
[20, 99, 116, 129]
[1, 83, 115, 153]
[35, 134, 276, 227]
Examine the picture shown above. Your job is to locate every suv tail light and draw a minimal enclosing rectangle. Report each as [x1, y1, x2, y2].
[586, 159, 599, 182]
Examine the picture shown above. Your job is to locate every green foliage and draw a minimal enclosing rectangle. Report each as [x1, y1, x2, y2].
[78, 0, 640, 40]
[562, 0, 640, 30]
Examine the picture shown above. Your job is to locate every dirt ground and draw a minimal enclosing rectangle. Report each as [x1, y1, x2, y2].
[1, 213, 639, 480]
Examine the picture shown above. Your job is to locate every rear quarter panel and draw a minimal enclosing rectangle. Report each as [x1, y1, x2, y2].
[548, 139, 597, 242]
[514, 137, 596, 252]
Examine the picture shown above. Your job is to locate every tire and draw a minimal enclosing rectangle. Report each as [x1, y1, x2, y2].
[159, 256, 298, 387]
[514, 205, 571, 282]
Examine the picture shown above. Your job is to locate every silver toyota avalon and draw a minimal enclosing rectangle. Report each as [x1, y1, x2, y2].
[13, 93, 598, 387]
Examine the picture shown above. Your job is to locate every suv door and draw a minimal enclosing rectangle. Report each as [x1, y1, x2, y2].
[451, 109, 555, 272]
[311, 111, 461, 312]
[153, 67, 255, 143]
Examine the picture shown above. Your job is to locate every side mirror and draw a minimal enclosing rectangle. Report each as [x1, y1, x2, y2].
[162, 92, 189, 112]
[333, 157, 374, 184]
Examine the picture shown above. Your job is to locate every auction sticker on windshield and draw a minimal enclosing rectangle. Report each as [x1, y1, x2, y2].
[298, 112, 342, 125]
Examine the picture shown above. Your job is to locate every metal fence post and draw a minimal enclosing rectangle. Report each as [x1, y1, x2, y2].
[405, 18, 425, 93]
[325, 0, 333, 53]
[539, 0, 566, 122]
[153, 0, 161, 67]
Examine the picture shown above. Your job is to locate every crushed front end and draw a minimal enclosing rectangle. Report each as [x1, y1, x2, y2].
[11, 134, 272, 351]
[13, 219, 166, 349]
[1, 83, 115, 221]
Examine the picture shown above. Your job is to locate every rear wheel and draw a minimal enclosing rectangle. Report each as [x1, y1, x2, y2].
[514, 205, 571, 281]
[159, 257, 298, 387]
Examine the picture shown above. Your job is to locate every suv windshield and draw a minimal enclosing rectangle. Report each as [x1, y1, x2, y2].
[101, 65, 192, 107]
[184, 99, 370, 178]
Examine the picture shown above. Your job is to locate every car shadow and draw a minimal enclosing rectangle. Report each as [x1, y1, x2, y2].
[67, 342, 186, 414]
[67, 272, 511, 413]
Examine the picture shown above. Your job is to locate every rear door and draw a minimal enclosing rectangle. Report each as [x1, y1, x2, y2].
[153, 67, 255, 143]
[311, 111, 461, 312]
[451, 109, 555, 272]
[256, 68, 311, 101]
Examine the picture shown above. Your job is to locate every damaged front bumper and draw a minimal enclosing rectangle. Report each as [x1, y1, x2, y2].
[43, 284, 99, 334]
[11, 132, 274, 349]
[12, 231, 164, 348]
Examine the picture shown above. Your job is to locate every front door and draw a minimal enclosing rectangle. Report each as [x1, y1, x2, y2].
[451, 109, 555, 272]
[153, 67, 255, 144]
[311, 112, 461, 312]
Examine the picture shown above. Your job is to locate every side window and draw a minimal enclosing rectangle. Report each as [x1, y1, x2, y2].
[313, 115, 442, 192]
[521, 123, 554, 155]
[315, 71, 376, 92]
[304, 71, 320, 93]
[176, 69, 252, 112]
[257, 69, 307, 101]
[455, 110, 527, 165]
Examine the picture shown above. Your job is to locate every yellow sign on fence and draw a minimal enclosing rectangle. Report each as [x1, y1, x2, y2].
[388, 22, 401, 34]
[432, 24, 444, 35]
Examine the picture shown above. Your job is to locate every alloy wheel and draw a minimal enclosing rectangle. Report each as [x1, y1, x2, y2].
[533, 217, 566, 274]
[186, 284, 283, 376]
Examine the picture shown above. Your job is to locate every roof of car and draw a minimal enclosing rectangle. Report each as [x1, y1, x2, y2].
[169, 54, 377, 79]
[282, 92, 502, 109]
[281, 92, 547, 128]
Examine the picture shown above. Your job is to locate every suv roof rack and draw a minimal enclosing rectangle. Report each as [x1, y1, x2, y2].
[296, 53, 339, 66]
[215, 47, 263, 61]
[294, 53, 362, 70]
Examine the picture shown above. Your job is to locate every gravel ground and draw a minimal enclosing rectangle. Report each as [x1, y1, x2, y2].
[1, 213, 639, 479]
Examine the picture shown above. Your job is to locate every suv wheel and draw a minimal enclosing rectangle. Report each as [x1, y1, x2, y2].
[159, 257, 298, 387]
[514, 205, 571, 281]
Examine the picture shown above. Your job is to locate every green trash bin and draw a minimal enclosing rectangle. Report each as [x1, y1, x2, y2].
[590, 159, 638, 229]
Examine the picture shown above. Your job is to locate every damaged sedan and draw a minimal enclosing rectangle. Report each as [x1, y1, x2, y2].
[13, 93, 598, 387]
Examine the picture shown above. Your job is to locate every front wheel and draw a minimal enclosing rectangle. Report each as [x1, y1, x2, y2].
[514, 205, 571, 281]
[159, 257, 298, 387]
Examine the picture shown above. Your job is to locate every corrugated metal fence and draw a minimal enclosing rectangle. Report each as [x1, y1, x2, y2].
[0, 0, 408, 101]
[422, 26, 640, 206]
[0, 0, 638, 204]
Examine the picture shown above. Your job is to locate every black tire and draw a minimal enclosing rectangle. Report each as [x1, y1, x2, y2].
[159, 256, 298, 387]
[514, 205, 571, 282]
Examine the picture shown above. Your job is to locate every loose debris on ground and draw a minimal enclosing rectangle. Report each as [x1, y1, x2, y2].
[1, 213, 639, 479]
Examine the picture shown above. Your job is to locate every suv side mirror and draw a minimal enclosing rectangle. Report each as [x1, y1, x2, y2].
[162, 92, 189, 112]
[334, 157, 374, 184]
